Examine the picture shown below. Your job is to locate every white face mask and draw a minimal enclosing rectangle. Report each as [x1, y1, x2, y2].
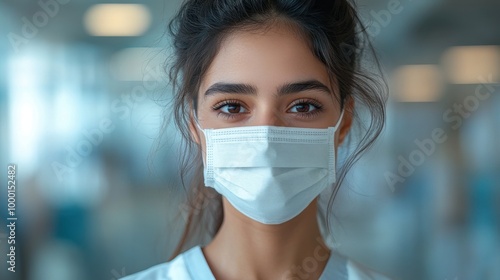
[195, 111, 344, 224]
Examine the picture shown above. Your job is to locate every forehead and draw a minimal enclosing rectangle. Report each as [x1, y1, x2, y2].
[200, 22, 331, 94]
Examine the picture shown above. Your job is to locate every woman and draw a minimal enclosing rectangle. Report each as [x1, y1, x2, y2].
[123, 0, 388, 279]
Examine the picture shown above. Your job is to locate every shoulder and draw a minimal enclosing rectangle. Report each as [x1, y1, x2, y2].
[119, 249, 192, 280]
[347, 259, 392, 280]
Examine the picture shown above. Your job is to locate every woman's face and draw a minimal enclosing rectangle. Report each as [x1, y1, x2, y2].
[190, 22, 350, 155]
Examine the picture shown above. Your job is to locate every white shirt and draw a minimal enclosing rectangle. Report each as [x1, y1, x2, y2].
[120, 246, 390, 280]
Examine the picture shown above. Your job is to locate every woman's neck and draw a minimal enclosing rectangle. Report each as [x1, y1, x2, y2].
[202, 197, 331, 280]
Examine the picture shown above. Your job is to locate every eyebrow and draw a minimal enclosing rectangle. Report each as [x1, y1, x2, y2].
[204, 83, 256, 96]
[278, 80, 332, 96]
[203, 79, 332, 98]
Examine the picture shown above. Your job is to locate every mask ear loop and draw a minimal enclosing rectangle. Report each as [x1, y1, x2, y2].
[328, 109, 345, 184]
[193, 111, 214, 184]
[332, 109, 345, 132]
[192, 111, 209, 171]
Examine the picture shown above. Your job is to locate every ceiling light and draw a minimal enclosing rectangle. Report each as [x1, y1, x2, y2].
[392, 65, 443, 102]
[84, 4, 151, 37]
[442, 45, 500, 84]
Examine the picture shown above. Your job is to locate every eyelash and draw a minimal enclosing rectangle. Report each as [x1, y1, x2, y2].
[212, 98, 324, 119]
[290, 99, 324, 119]
[212, 99, 245, 120]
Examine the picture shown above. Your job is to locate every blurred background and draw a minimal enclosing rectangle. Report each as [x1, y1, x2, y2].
[0, 0, 499, 279]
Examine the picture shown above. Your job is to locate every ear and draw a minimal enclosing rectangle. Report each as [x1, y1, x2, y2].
[338, 97, 354, 145]
[188, 108, 201, 145]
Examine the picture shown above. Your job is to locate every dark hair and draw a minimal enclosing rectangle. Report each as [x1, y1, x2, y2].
[162, 0, 387, 260]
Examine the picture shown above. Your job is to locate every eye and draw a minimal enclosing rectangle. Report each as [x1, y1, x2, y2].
[220, 103, 247, 114]
[212, 99, 248, 118]
[288, 99, 323, 114]
[289, 103, 317, 113]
